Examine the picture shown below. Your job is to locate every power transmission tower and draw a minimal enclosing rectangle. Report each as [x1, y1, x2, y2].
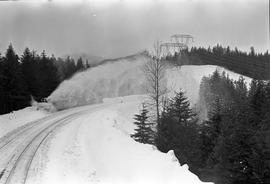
[160, 34, 194, 56]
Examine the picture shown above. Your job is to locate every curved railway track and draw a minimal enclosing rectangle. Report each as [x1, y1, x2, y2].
[0, 111, 86, 184]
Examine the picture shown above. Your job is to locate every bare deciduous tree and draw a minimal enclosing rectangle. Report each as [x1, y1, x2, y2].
[143, 41, 167, 125]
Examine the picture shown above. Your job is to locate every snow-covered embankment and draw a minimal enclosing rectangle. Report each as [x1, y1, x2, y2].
[32, 95, 212, 184]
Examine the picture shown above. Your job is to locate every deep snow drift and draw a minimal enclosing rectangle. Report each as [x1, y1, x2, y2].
[49, 54, 251, 110]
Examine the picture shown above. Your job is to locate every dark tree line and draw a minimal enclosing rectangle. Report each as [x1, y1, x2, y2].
[196, 71, 270, 184]
[131, 70, 270, 184]
[0, 44, 91, 114]
[166, 44, 270, 80]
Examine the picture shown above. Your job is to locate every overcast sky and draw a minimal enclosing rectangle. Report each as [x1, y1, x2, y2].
[0, 0, 269, 58]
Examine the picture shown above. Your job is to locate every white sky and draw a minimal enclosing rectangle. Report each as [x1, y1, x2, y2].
[0, 0, 269, 58]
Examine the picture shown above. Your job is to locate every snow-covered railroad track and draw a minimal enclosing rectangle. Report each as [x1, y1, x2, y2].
[0, 112, 84, 184]
[0, 115, 56, 151]
[0, 108, 83, 151]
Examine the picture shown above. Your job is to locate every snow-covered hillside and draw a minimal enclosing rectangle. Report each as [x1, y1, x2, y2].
[166, 65, 252, 105]
[48, 54, 251, 110]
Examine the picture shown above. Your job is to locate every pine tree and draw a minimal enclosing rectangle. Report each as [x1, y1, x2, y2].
[1, 44, 30, 113]
[76, 57, 84, 71]
[54, 57, 66, 82]
[0, 53, 5, 114]
[64, 56, 77, 79]
[21, 47, 38, 99]
[131, 104, 155, 144]
[168, 90, 195, 125]
[156, 90, 199, 166]
[37, 50, 59, 100]
[250, 80, 265, 122]
[155, 111, 175, 152]
[234, 76, 248, 107]
[85, 59, 90, 68]
[199, 97, 223, 169]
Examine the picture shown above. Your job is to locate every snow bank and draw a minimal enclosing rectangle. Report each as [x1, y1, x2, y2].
[0, 107, 48, 138]
[33, 96, 212, 184]
[48, 53, 251, 110]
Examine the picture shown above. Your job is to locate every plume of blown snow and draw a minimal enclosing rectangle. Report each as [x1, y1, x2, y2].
[48, 55, 149, 110]
[48, 52, 252, 111]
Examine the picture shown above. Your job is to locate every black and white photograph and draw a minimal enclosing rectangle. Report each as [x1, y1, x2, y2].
[0, 0, 269, 183]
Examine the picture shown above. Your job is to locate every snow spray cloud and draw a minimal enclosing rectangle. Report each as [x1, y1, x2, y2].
[49, 53, 250, 111]
[48, 54, 149, 110]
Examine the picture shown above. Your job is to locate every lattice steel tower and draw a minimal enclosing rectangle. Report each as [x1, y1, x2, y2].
[160, 34, 194, 56]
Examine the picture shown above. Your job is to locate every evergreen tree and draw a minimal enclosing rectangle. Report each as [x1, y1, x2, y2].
[131, 103, 155, 144]
[0, 53, 5, 114]
[155, 111, 175, 153]
[64, 56, 77, 79]
[37, 50, 59, 100]
[21, 47, 38, 99]
[76, 57, 84, 71]
[200, 97, 223, 169]
[250, 46, 255, 57]
[54, 57, 66, 82]
[168, 90, 195, 125]
[1, 44, 30, 113]
[156, 90, 199, 166]
[234, 76, 248, 105]
[250, 80, 265, 122]
[85, 59, 90, 68]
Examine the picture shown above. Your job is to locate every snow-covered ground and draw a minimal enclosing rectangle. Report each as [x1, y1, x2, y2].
[26, 95, 211, 184]
[0, 107, 48, 138]
[0, 95, 212, 184]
